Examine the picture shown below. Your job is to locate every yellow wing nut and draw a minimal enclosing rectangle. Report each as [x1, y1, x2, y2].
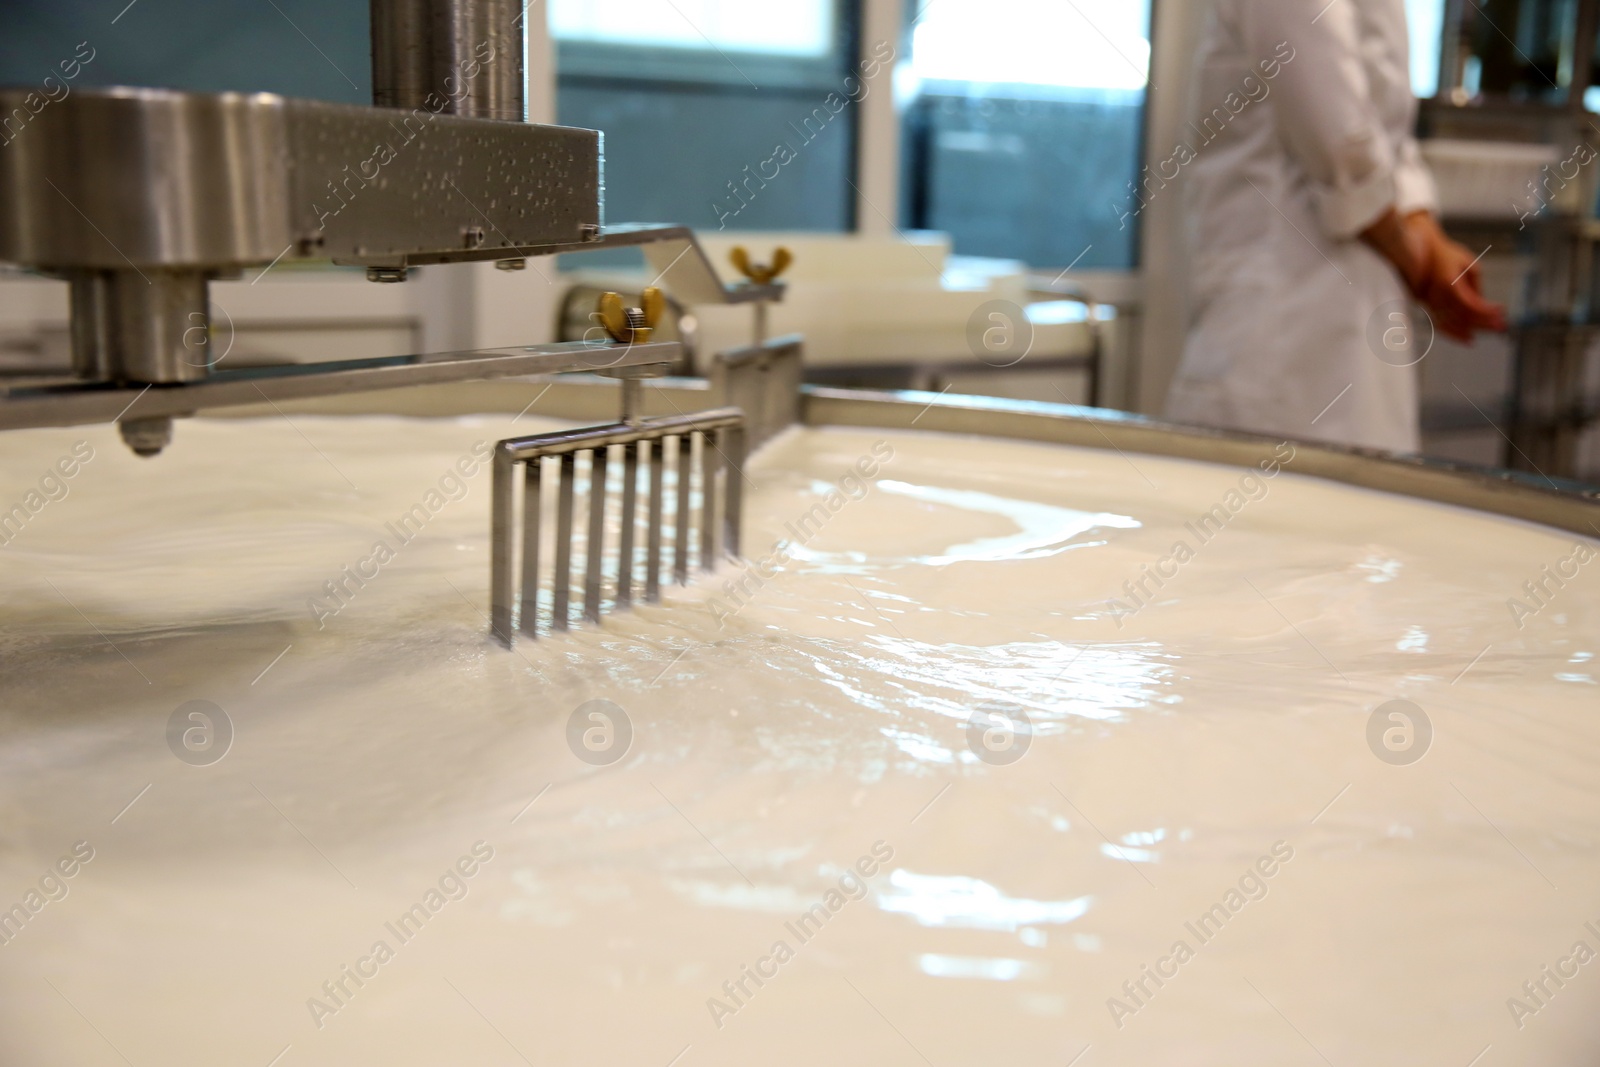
[640, 286, 665, 329]
[595, 288, 662, 345]
[729, 246, 793, 286]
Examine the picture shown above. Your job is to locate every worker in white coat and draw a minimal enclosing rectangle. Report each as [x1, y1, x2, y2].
[1164, 0, 1505, 453]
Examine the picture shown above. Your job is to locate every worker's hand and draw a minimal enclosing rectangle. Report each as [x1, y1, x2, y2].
[1403, 212, 1508, 343]
[1361, 207, 1433, 299]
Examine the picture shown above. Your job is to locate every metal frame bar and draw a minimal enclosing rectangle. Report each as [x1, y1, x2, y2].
[618, 443, 639, 608]
[723, 426, 745, 560]
[585, 447, 609, 623]
[647, 441, 665, 601]
[673, 435, 692, 585]
[553, 454, 577, 632]
[699, 432, 717, 571]
[0, 341, 681, 432]
[489, 447, 517, 645]
[712, 335, 804, 451]
[519, 457, 542, 639]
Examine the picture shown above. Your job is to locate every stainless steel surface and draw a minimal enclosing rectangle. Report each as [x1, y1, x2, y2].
[495, 407, 739, 462]
[673, 435, 691, 586]
[585, 447, 608, 623]
[0, 72, 774, 426]
[593, 227, 785, 307]
[107, 270, 212, 383]
[802, 387, 1600, 536]
[699, 431, 715, 571]
[618, 444, 638, 607]
[371, 0, 527, 121]
[518, 458, 542, 640]
[371, 0, 433, 114]
[0, 341, 680, 432]
[620, 378, 643, 423]
[0, 89, 292, 270]
[0, 89, 599, 272]
[118, 416, 174, 458]
[68, 274, 116, 381]
[724, 427, 744, 559]
[713, 335, 803, 450]
[490, 447, 516, 643]
[490, 408, 746, 645]
[647, 442, 664, 601]
[0, 79, 766, 408]
[553, 453, 576, 633]
[437, 0, 526, 120]
[287, 96, 595, 268]
[0, 89, 775, 290]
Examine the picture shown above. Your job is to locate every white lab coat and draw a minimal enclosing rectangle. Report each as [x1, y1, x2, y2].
[1164, 0, 1438, 453]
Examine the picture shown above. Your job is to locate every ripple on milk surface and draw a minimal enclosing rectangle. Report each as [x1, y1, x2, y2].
[0, 415, 1596, 1065]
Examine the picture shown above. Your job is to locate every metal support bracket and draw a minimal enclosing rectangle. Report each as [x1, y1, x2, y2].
[711, 335, 804, 452]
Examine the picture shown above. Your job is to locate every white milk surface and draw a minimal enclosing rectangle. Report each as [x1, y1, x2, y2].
[0, 415, 1596, 1066]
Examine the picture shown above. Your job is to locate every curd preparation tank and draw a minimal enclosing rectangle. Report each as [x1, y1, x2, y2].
[0, 392, 1596, 1066]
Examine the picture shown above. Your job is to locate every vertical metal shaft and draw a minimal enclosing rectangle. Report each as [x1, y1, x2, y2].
[646, 440, 664, 602]
[489, 446, 515, 645]
[618, 443, 638, 607]
[371, 0, 432, 111]
[621, 378, 642, 426]
[371, 0, 528, 122]
[699, 430, 717, 571]
[673, 435, 691, 585]
[553, 452, 576, 630]
[68, 269, 212, 384]
[68, 272, 115, 381]
[723, 426, 745, 560]
[584, 446, 608, 624]
[518, 456, 541, 638]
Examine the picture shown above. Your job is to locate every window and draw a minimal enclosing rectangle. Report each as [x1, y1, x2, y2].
[1407, 0, 1447, 99]
[553, 0, 860, 235]
[1438, 0, 1578, 106]
[900, 0, 1153, 271]
[908, 0, 1150, 92]
[551, 0, 835, 57]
